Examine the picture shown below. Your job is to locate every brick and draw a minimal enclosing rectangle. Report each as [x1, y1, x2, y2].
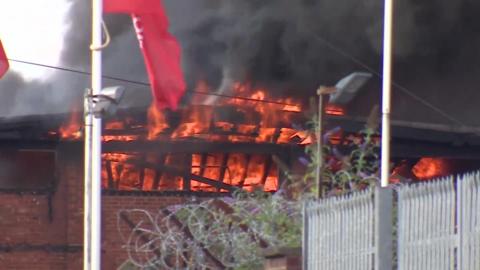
[1, 152, 190, 269]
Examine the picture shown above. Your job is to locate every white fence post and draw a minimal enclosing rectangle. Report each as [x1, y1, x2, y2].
[302, 201, 309, 270]
[375, 186, 393, 270]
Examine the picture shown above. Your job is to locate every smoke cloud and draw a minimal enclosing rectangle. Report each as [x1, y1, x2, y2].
[1, 0, 480, 126]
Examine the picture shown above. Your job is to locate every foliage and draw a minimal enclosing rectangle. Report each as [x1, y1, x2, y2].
[299, 105, 381, 197]
[117, 190, 302, 270]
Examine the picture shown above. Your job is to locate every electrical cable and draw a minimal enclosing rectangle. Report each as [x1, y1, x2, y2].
[304, 27, 465, 126]
[7, 58, 300, 108]
[8, 38, 465, 126]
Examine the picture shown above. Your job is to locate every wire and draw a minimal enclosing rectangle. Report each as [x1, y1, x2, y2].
[7, 58, 301, 108]
[9, 35, 465, 126]
[304, 26, 465, 126]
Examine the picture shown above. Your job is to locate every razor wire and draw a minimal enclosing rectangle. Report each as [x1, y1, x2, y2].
[117, 192, 302, 269]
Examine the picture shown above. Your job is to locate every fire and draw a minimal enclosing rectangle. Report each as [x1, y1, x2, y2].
[58, 81, 311, 193]
[171, 106, 213, 139]
[325, 103, 345, 116]
[102, 153, 140, 190]
[105, 121, 125, 130]
[147, 103, 169, 140]
[59, 109, 82, 140]
[103, 120, 139, 142]
[412, 158, 450, 180]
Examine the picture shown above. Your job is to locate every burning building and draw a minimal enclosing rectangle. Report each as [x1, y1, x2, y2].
[2, 0, 480, 269]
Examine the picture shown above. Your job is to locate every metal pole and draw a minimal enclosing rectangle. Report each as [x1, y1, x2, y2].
[90, 0, 103, 269]
[316, 86, 336, 198]
[374, 186, 393, 270]
[381, 0, 394, 187]
[316, 91, 324, 199]
[83, 88, 93, 270]
[302, 201, 309, 270]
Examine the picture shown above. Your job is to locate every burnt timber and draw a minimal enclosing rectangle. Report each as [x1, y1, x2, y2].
[2, 113, 480, 159]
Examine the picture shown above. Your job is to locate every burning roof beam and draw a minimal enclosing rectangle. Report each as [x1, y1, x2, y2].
[103, 141, 297, 155]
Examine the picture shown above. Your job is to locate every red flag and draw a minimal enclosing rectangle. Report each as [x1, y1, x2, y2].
[104, 0, 185, 110]
[0, 40, 8, 79]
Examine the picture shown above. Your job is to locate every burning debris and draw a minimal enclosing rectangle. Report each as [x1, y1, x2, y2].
[56, 83, 312, 193]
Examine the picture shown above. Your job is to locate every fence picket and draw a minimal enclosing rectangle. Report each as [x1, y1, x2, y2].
[303, 171, 480, 270]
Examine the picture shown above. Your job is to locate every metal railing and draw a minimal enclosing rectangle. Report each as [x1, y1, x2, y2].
[457, 172, 480, 270]
[397, 177, 456, 270]
[303, 188, 376, 270]
[303, 171, 480, 270]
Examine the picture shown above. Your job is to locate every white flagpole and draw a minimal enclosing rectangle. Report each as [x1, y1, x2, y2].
[83, 88, 93, 270]
[83, 86, 92, 268]
[86, 0, 103, 269]
[381, 0, 394, 187]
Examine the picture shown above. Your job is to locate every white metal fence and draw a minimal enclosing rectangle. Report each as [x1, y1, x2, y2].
[304, 171, 480, 270]
[303, 188, 375, 270]
[457, 172, 480, 270]
[397, 177, 456, 270]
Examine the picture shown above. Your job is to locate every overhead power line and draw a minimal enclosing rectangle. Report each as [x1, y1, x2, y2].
[8, 44, 464, 126]
[7, 58, 300, 108]
[302, 25, 465, 126]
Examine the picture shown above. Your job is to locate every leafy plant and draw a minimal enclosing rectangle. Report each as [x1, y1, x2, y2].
[298, 105, 381, 197]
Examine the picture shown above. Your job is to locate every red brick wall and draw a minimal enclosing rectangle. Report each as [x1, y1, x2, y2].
[0, 149, 193, 269]
[0, 194, 71, 270]
[102, 195, 186, 269]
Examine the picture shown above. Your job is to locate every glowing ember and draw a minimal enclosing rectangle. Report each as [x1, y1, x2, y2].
[325, 103, 345, 116]
[59, 109, 82, 140]
[412, 158, 450, 180]
[256, 128, 276, 143]
[102, 135, 138, 142]
[105, 121, 125, 130]
[215, 122, 235, 132]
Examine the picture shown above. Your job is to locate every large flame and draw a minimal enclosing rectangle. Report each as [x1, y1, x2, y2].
[147, 103, 169, 140]
[60, 81, 312, 192]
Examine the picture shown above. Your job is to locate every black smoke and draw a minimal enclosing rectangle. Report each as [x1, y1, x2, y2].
[2, 0, 480, 126]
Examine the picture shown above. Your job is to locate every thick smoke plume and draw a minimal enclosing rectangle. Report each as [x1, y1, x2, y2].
[1, 0, 480, 126]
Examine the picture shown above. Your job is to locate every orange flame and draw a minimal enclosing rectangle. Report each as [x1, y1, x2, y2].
[59, 109, 82, 140]
[60, 81, 310, 192]
[325, 103, 345, 116]
[412, 158, 450, 180]
[147, 103, 169, 140]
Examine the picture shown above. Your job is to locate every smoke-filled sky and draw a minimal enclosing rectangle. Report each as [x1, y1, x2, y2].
[1, 0, 480, 127]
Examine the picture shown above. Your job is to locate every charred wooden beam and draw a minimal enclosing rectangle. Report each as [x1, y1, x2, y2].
[152, 155, 166, 190]
[121, 159, 238, 192]
[216, 154, 229, 192]
[261, 156, 273, 185]
[272, 127, 282, 144]
[103, 141, 295, 155]
[105, 160, 115, 189]
[138, 155, 146, 189]
[199, 154, 207, 176]
[152, 170, 161, 190]
[239, 154, 252, 188]
[114, 163, 124, 189]
[183, 154, 192, 191]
